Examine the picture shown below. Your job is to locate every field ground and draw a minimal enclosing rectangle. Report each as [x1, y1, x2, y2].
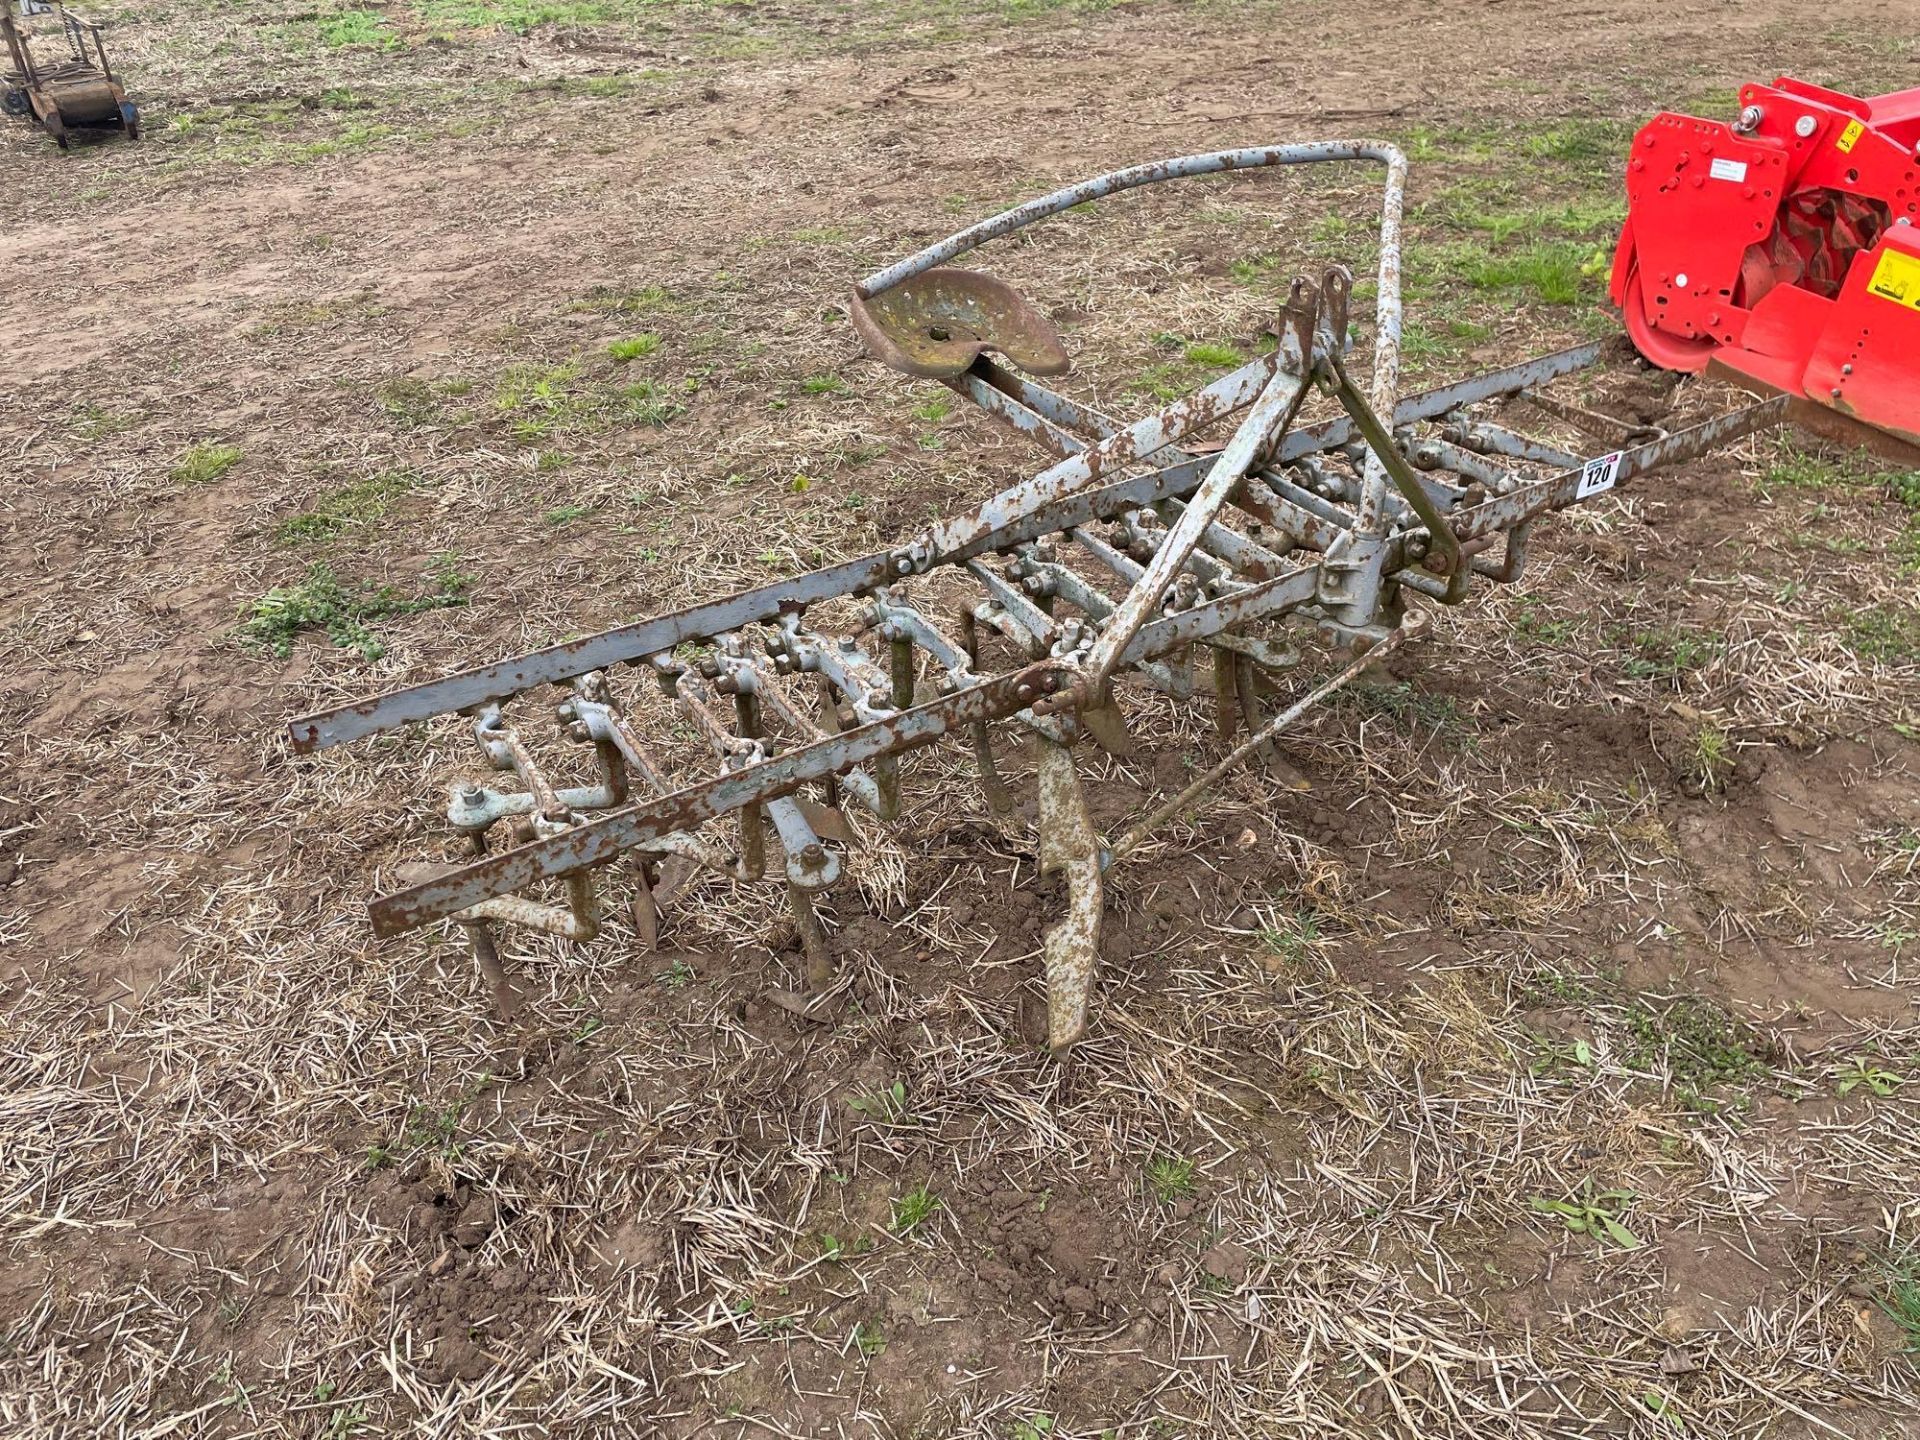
[4, 0, 1920, 1435]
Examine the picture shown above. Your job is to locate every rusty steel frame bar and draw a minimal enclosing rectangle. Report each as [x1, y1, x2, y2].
[290, 354, 1284, 753]
[331, 394, 1786, 941]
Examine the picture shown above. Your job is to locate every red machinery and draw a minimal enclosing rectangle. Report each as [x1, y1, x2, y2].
[1611, 78, 1920, 460]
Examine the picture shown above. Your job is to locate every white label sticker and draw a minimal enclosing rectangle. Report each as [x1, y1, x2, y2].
[1709, 157, 1749, 183]
[1577, 451, 1623, 499]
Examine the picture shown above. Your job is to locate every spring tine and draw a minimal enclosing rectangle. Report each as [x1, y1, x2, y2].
[787, 882, 836, 990]
[970, 716, 1015, 815]
[754, 672, 884, 817]
[958, 605, 981, 670]
[889, 630, 917, 709]
[1035, 735, 1103, 1054]
[475, 709, 571, 826]
[1233, 654, 1275, 771]
[631, 858, 660, 951]
[1214, 644, 1240, 743]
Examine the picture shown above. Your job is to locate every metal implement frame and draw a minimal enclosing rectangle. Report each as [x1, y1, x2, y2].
[1, 0, 135, 147]
[287, 144, 1788, 1050]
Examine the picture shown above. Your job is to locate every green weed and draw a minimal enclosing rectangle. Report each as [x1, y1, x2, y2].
[1622, 996, 1764, 1088]
[817, 1232, 873, 1262]
[1845, 605, 1920, 665]
[1832, 1057, 1903, 1097]
[847, 1079, 911, 1124]
[1876, 1251, 1920, 1352]
[1337, 681, 1460, 733]
[1529, 1180, 1641, 1249]
[1766, 447, 1859, 491]
[1512, 593, 1578, 646]
[1618, 626, 1720, 681]
[403, 1071, 492, 1161]
[237, 555, 472, 661]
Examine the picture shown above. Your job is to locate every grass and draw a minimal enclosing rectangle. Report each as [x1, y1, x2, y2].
[570, 285, 672, 315]
[1258, 911, 1322, 970]
[1337, 682, 1461, 734]
[1456, 239, 1595, 305]
[1845, 605, 1920, 665]
[607, 334, 662, 362]
[1617, 626, 1721, 682]
[170, 441, 244, 486]
[275, 470, 420, 543]
[1182, 341, 1242, 368]
[889, 1183, 939, 1235]
[1144, 1155, 1196, 1205]
[1877, 1252, 1920, 1352]
[237, 555, 472, 661]
[71, 403, 138, 440]
[316, 8, 396, 47]
[1686, 723, 1734, 792]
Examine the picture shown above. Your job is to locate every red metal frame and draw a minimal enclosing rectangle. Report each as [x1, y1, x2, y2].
[1611, 78, 1920, 451]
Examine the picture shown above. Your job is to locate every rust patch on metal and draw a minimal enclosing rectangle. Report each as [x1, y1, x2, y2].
[850, 269, 1069, 379]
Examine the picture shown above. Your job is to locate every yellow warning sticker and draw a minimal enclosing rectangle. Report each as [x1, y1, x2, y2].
[1867, 247, 1920, 311]
[1837, 118, 1865, 153]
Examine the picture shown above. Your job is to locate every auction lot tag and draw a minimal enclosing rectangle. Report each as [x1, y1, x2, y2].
[1576, 451, 1623, 499]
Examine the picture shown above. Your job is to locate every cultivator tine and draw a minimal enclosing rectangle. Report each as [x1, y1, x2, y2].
[1035, 736, 1103, 1054]
[288, 142, 1801, 1048]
